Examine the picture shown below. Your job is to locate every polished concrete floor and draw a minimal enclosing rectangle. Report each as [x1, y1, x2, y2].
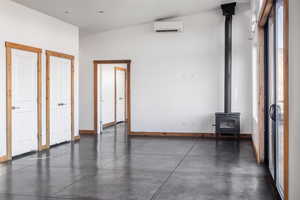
[0, 123, 275, 200]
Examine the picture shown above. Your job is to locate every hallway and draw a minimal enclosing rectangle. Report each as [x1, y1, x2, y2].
[0, 124, 274, 200]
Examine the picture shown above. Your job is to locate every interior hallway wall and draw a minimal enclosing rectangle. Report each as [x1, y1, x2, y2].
[80, 5, 252, 134]
[0, 0, 79, 157]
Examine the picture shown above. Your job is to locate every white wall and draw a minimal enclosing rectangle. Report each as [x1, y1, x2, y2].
[289, 0, 300, 199]
[251, 26, 259, 156]
[0, 0, 79, 157]
[80, 6, 252, 134]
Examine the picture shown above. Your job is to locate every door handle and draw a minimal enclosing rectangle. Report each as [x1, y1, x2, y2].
[269, 104, 276, 121]
[58, 103, 66, 106]
[269, 104, 281, 122]
[12, 106, 21, 110]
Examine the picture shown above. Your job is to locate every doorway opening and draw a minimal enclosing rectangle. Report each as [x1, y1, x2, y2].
[93, 60, 131, 134]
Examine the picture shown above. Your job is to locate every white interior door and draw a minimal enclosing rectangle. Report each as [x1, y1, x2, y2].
[12, 49, 38, 156]
[97, 64, 102, 132]
[50, 57, 71, 145]
[115, 68, 126, 122]
[101, 66, 115, 125]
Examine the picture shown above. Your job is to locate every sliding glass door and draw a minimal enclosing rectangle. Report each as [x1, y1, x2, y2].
[266, 0, 285, 198]
[267, 7, 275, 179]
[275, 0, 284, 195]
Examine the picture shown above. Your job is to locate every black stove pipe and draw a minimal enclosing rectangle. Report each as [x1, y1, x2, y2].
[224, 14, 232, 113]
[221, 2, 236, 113]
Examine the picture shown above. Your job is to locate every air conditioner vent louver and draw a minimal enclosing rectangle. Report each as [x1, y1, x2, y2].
[154, 21, 183, 32]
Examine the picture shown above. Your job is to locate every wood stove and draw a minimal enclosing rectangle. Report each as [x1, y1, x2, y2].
[215, 113, 240, 138]
[215, 2, 240, 138]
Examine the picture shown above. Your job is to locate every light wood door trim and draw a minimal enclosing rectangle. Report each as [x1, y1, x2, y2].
[93, 60, 131, 134]
[46, 50, 76, 147]
[79, 130, 97, 135]
[258, 0, 274, 27]
[6, 45, 12, 160]
[46, 50, 74, 60]
[114, 67, 127, 122]
[257, 27, 265, 163]
[37, 50, 42, 151]
[93, 62, 98, 131]
[5, 42, 42, 160]
[5, 42, 42, 54]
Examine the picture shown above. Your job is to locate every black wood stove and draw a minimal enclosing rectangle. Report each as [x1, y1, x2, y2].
[215, 2, 240, 138]
[215, 112, 240, 138]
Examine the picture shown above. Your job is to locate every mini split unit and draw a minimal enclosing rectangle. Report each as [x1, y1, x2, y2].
[153, 21, 184, 32]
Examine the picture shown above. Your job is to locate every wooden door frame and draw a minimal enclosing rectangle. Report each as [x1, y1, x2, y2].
[258, 0, 289, 199]
[114, 67, 127, 123]
[93, 60, 131, 134]
[5, 42, 42, 161]
[46, 50, 77, 149]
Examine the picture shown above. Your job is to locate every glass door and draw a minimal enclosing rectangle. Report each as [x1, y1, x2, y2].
[266, 0, 285, 198]
[275, 0, 284, 196]
[267, 6, 276, 179]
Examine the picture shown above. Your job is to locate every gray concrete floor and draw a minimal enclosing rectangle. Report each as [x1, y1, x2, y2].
[0, 123, 275, 200]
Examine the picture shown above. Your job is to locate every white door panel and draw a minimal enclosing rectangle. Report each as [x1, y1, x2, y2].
[12, 49, 37, 156]
[116, 69, 126, 122]
[50, 57, 71, 145]
[97, 64, 102, 132]
[101, 66, 115, 124]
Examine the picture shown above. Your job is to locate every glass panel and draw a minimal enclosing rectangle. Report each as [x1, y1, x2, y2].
[220, 120, 235, 129]
[268, 8, 276, 179]
[275, 0, 284, 195]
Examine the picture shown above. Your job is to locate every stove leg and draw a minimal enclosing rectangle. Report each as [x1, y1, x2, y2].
[236, 133, 239, 140]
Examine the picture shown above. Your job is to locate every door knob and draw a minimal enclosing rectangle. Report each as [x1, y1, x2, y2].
[269, 104, 276, 121]
[12, 106, 21, 110]
[269, 104, 280, 121]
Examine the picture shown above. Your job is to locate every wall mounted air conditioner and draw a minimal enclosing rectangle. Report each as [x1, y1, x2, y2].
[154, 21, 184, 32]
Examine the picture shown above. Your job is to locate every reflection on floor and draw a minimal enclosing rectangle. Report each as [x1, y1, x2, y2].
[0, 123, 275, 200]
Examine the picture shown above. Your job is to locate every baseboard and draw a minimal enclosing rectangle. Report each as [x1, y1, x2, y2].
[74, 135, 81, 141]
[129, 132, 252, 139]
[79, 130, 97, 135]
[0, 155, 9, 163]
[103, 121, 116, 128]
[252, 136, 261, 164]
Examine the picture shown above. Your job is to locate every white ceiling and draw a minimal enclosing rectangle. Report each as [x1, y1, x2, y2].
[11, 0, 250, 35]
